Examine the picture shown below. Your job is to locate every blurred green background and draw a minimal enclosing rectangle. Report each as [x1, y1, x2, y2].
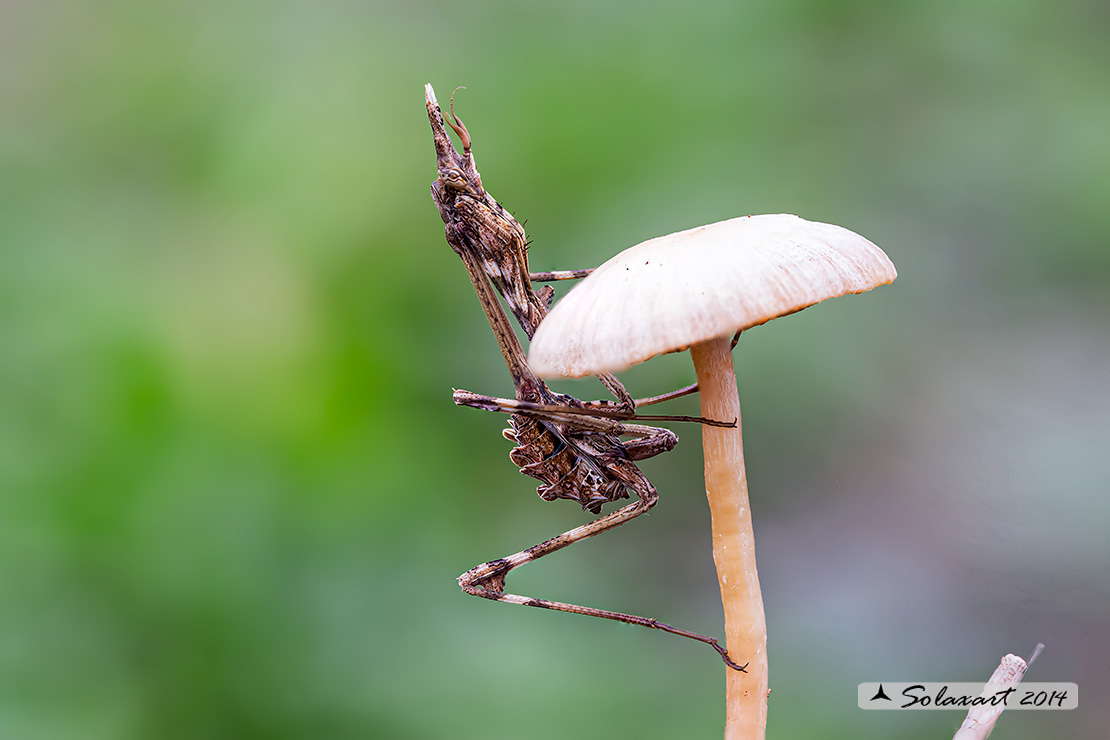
[2, 0, 1107, 738]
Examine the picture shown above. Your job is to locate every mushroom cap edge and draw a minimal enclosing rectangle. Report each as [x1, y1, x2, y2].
[529, 213, 896, 378]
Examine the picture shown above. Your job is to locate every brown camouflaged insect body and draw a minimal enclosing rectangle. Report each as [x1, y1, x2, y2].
[426, 85, 640, 512]
[424, 84, 744, 671]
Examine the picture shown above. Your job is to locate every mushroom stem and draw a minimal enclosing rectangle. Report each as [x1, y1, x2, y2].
[690, 335, 768, 740]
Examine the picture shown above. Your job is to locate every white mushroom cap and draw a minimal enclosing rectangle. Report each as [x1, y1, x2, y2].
[530, 213, 896, 377]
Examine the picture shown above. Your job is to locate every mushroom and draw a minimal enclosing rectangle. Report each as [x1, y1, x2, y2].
[528, 213, 896, 739]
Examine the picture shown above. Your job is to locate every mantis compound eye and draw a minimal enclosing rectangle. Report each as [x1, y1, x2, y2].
[440, 167, 467, 190]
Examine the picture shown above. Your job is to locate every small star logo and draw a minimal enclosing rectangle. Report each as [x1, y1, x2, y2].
[870, 684, 892, 701]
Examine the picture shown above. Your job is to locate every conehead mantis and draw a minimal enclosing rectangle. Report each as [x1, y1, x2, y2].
[425, 84, 745, 671]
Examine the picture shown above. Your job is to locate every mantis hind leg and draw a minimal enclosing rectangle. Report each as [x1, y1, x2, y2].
[456, 483, 747, 672]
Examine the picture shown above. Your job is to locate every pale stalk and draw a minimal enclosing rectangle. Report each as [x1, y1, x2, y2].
[952, 648, 1039, 740]
[690, 335, 768, 740]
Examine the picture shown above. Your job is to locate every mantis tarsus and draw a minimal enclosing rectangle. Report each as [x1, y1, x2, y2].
[425, 84, 745, 671]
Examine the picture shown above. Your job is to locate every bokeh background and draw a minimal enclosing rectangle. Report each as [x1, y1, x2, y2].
[2, 0, 1107, 738]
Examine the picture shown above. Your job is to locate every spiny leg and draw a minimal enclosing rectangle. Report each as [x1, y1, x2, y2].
[629, 331, 742, 408]
[632, 383, 700, 408]
[461, 573, 744, 672]
[452, 390, 734, 430]
[529, 268, 593, 282]
[458, 473, 747, 672]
